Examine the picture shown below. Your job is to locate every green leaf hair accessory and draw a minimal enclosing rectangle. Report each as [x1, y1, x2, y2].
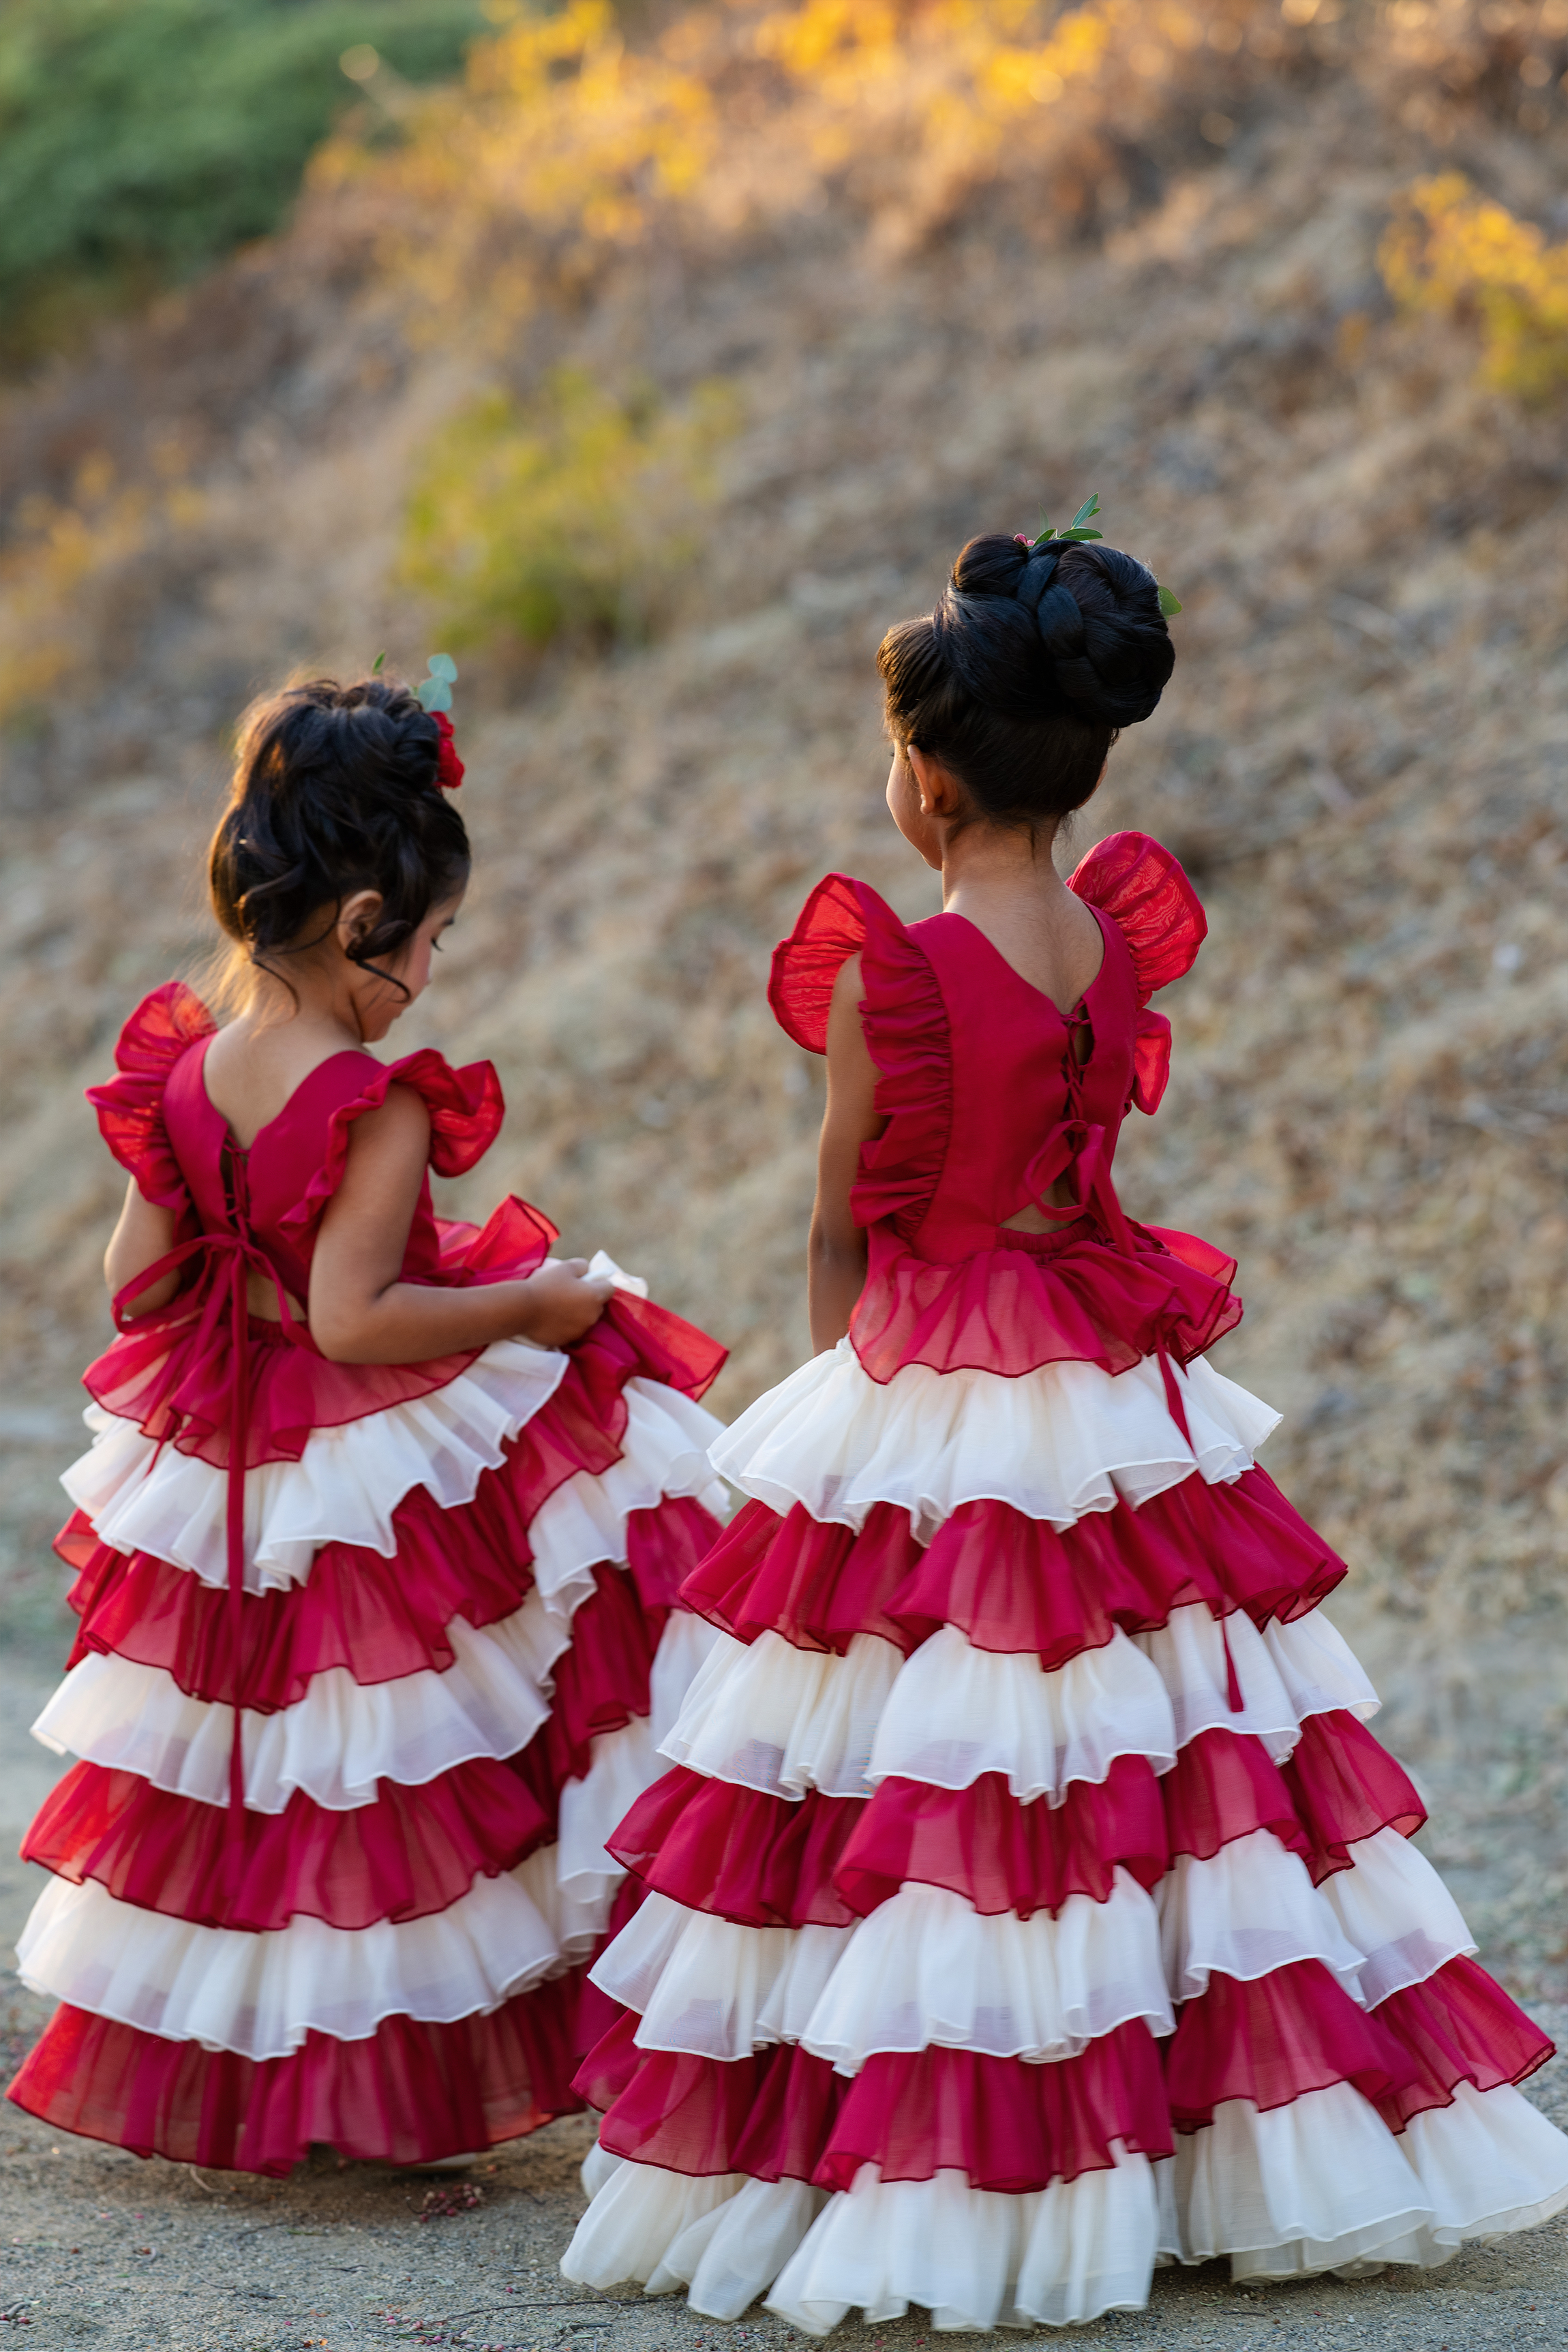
[415, 652, 458, 713]
[371, 650, 387, 674]
[1012, 496, 1180, 615]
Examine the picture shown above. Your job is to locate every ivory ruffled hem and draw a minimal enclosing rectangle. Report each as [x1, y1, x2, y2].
[563, 2078, 1568, 2327]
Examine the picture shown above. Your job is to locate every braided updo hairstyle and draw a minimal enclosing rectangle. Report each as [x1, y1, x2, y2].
[878, 534, 1175, 831]
[209, 676, 470, 1002]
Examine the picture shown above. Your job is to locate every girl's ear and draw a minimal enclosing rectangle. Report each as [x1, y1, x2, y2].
[335, 889, 384, 954]
[906, 744, 963, 818]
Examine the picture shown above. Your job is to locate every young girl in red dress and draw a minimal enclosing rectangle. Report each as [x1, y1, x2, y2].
[562, 522, 1568, 2327]
[7, 672, 729, 2174]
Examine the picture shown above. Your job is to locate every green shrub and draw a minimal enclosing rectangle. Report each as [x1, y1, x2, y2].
[0, 0, 485, 353]
[401, 367, 741, 651]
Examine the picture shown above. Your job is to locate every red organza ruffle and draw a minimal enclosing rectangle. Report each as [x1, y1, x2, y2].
[684, 1469, 1345, 1666]
[1282, 1708, 1427, 1882]
[7, 1987, 586, 2175]
[819, 2028, 1172, 2192]
[1164, 1961, 1413, 2131]
[834, 1764, 1168, 1920]
[768, 877, 951, 1246]
[1161, 1728, 1314, 1872]
[589, 2022, 1172, 2192]
[275, 1048, 504, 1241]
[1372, 1955, 1555, 2131]
[23, 1758, 547, 1931]
[85, 981, 215, 1219]
[63, 1501, 712, 1713]
[848, 1219, 1241, 1387]
[81, 1242, 723, 1473]
[1067, 833, 1206, 1008]
[609, 1769, 866, 1930]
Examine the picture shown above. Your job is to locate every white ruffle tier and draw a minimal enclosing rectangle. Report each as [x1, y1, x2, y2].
[19, 1865, 564, 2060]
[563, 2151, 1166, 2331]
[709, 1340, 1279, 1539]
[65, 1372, 727, 1602]
[595, 1878, 1172, 2064]
[658, 1605, 1374, 1808]
[566, 2079, 1568, 2331]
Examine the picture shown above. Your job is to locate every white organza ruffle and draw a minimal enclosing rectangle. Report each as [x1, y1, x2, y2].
[657, 1604, 1374, 1811]
[32, 1605, 565, 1811]
[1171, 2077, 1568, 2276]
[1157, 1828, 1369, 2002]
[17, 1865, 564, 2060]
[868, 1627, 1176, 1802]
[1134, 1603, 1378, 1762]
[1318, 1826, 1476, 2006]
[708, 1340, 1279, 1541]
[65, 1372, 726, 1595]
[798, 1877, 1171, 2066]
[661, 1631, 903, 1801]
[592, 1875, 1169, 2067]
[768, 2153, 1163, 2334]
[563, 2152, 1164, 2334]
[593, 1894, 852, 2058]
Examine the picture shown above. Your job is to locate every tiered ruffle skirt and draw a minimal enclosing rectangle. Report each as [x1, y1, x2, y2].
[8, 1316, 727, 2174]
[563, 1338, 1568, 2331]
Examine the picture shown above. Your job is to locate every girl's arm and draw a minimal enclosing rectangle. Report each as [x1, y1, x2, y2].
[310, 1085, 610, 1363]
[808, 954, 886, 1354]
[104, 1177, 181, 1316]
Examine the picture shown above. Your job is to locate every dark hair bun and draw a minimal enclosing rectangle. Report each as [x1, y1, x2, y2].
[209, 676, 470, 993]
[879, 531, 1175, 830]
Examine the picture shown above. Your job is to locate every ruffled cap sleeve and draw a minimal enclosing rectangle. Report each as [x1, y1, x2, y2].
[280, 1048, 504, 1235]
[1068, 832, 1205, 1117]
[86, 980, 215, 1209]
[770, 874, 951, 1238]
[1067, 831, 1206, 1006]
[768, 873, 871, 1052]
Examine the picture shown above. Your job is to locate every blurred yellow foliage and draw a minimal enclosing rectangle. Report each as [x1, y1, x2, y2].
[0, 471, 198, 727]
[400, 367, 742, 651]
[1381, 172, 1568, 402]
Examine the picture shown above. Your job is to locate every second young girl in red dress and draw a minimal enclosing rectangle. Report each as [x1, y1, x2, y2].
[7, 674, 729, 2173]
[564, 523, 1568, 2326]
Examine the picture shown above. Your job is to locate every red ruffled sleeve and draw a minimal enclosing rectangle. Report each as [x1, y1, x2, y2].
[86, 981, 215, 1211]
[279, 1049, 504, 1236]
[770, 876, 952, 1241]
[1068, 832, 1206, 1116]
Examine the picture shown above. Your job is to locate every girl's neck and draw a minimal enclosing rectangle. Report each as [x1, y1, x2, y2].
[935, 818, 1102, 1013]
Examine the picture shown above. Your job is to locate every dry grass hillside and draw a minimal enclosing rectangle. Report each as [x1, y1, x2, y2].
[3, 0, 1567, 1984]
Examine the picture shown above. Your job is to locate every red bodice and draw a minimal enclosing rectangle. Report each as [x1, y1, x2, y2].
[769, 831, 1243, 1385]
[82, 982, 723, 1470]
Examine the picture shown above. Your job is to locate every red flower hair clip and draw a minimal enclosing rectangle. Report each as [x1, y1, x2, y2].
[414, 654, 464, 789]
[432, 710, 465, 793]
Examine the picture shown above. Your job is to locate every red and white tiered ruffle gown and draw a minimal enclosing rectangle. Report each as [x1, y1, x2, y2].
[563, 833, 1568, 2330]
[6, 982, 729, 2173]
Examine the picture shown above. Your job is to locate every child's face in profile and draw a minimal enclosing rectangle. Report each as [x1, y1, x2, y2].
[347, 888, 466, 1041]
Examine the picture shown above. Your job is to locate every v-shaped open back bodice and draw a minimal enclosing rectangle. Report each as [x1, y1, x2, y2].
[901, 905, 1136, 1258]
[768, 831, 1243, 1386]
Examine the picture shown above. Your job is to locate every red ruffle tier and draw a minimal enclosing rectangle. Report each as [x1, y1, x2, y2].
[849, 1219, 1242, 1387]
[24, 1758, 548, 1933]
[7, 1989, 586, 2174]
[84, 1270, 724, 1475]
[605, 1714, 1420, 1931]
[63, 1498, 719, 1713]
[684, 1471, 1346, 1666]
[583, 2018, 1173, 2191]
